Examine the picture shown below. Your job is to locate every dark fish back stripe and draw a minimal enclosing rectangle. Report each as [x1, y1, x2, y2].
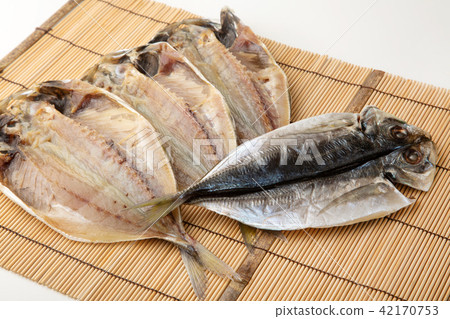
[189, 142, 400, 200]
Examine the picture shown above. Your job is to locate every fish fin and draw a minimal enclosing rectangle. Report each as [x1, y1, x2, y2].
[239, 223, 258, 253]
[179, 247, 208, 300]
[319, 180, 415, 227]
[128, 193, 186, 226]
[173, 207, 183, 224]
[191, 240, 241, 281]
[180, 238, 241, 299]
[267, 230, 288, 243]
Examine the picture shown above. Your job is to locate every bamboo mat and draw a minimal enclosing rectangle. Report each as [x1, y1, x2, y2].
[0, 0, 448, 301]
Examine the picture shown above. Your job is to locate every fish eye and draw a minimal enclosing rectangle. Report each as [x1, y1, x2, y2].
[403, 148, 422, 165]
[391, 125, 408, 140]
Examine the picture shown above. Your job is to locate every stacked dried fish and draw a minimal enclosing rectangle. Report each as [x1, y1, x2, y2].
[83, 42, 237, 190]
[0, 6, 438, 301]
[0, 80, 239, 299]
[150, 7, 290, 141]
[147, 8, 292, 246]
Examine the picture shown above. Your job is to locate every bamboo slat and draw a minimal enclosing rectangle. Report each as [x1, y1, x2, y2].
[0, 0, 448, 301]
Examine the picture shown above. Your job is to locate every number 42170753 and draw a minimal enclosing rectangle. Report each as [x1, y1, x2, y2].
[379, 305, 438, 316]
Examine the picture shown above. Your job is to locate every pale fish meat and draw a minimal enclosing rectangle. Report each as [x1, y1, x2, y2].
[217, 7, 290, 127]
[83, 42, 237, 189]
[0, 84, 239, 299]
[138, 106, 436, 229]
[35, 79, 176, 197]
[150, 11, 286, 140]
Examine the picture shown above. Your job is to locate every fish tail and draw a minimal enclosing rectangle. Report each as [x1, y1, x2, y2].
[192, 240, 241, 281]
[239, 224, 288, 254]
[179, 246, 208, 300]
[130, 193, 187, 226]
[180, 237, 241, 299]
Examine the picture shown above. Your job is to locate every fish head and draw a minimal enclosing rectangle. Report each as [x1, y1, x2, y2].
[382, 140, 437, 191]
[0, 113, 19, 169]
[150, 17, 220, 43]
[159, 24, 217, 51]
[82, 61, 131, 89]
[359, 106, 431, 147]
[217, 7, 238, 48]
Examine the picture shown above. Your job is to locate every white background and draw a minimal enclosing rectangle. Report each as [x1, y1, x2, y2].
[0, 0, 448, 301]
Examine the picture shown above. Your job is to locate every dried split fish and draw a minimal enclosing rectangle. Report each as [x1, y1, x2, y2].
[149, 8, 291, 247]
[83, 42, 237, 189]
[192, 141, 436, 230]
[137, 106, 436, 229]
[218, 8, 290, 128]
[0, 82, 239, 299]
[150, 8, 290, 140]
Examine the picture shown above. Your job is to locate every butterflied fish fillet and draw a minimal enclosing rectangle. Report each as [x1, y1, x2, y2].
[150, 19, 279, 141]
[137, 106, 437, 229]
[83, 42, 237, 189]
[191, 141, 436, 230]
[0, 86, 239, 299]
[36, 79, 176, 197]
[150, 8, 290, 246]
[217, 7, 290, 127]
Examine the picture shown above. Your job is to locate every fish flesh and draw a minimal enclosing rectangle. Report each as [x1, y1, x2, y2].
[0, 83, 239, 299]
[83, 40, 263, 248]
[137, 106, 436, 229]
[218, 8, 290, 127]
[83, 42, 237, 189]
[0, 86, 176, 242]
[149, 9, 291, 246]
[150, 8, 290, 141]
[35, 79, 176, 197]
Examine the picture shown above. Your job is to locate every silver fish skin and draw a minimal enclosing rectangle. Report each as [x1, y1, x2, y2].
[83, 43, 237, 189]
[192, 140, 436, 230]
[180, 105, 432, 197]
[138, 106, 435, 226]
[0, 86, 239, 299]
